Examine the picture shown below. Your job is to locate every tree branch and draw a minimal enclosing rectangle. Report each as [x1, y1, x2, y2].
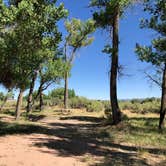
[144, 71, 162, 89]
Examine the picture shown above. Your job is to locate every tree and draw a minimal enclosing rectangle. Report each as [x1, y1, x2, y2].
[0, 0, 68, 119]
[136, 0, 166, 130]
[63, 18, 95, 109]
[35, 58, 67, 111]
[49, 88, 76, 99]
[90, 0, 136, 124]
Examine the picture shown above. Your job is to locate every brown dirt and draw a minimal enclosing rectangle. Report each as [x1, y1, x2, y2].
[0, 134, 86, 166]
[0, 117, 90, 166]
[0, 112, 165, 166]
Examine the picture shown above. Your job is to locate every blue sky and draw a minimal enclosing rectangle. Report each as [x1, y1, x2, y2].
[0, 0, 161, 100]
[56, 0, 161, 100]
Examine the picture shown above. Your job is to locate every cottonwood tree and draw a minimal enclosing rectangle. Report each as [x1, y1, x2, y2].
[90, 0, 137, 124]
[35, 58, 67, 111]
[136, 0, 166, 130]
[0, 0, 67, 119]
[0, 1, 27, 119]
[63, 18, 95, 109]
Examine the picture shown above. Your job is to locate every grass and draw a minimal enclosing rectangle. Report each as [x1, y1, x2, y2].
[105, 115, 166, 147]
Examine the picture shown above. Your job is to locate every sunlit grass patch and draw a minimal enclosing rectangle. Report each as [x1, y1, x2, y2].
[106, 115, 166, 149]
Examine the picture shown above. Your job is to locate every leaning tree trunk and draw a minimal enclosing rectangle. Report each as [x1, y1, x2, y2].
[15, 89, 24, 120]
[159, 62, 166, 130]
[0, 89, 11, 111]
[26, 72, 37, 114]
[64, 71, 68, 109]
[110, 5, 121, 125]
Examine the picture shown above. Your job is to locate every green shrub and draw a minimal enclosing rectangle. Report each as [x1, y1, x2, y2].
[48, 88, 76, 100]
[86, 101, 104, 112]
[69, 97, 89, 109]
[119, 98, 160, 114]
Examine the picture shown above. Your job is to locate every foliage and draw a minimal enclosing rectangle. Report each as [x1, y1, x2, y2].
[48, 88, 76, 100]
[86, 100, 104, 112]
[135, 0, 166, 129]
[135, 0, 166, 66]
[0, 0, 68, 90]
[69, 97, 104, 112]
[119, 98, 160, 114]
[38, 58, 69, 92]
[90, 0, 135, 29]
[0, 92, 5, 101]
[65, 18, 95, 58]
[69, 97, 90, 109]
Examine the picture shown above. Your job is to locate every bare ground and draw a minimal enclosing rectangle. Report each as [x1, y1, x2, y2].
[0, 110, 166, 166]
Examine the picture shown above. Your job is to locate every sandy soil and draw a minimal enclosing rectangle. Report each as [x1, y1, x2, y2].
[0, 118, 90, 166]
[0, 134, 86, 166]
[0, 112, 165, 166]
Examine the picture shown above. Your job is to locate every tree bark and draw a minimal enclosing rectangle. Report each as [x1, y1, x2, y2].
[39, 88, 44, 111]
[64, 71, 68, 109]
[0, 89, 11, 111]
[15, 89, 24, 120]
[26, 72, 37, 114]
[159, 62, 166, 130]
[37, 80, 44, 111]
[35, 79, 44, 111]
[110, 5, 121, 125]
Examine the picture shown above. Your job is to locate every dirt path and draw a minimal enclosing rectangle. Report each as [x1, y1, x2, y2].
[0, 117, 93, 166]
[0, 114, 165, 166]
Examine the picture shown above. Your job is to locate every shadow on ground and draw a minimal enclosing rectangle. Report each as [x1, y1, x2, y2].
[0, 115, 165, 165]
[28, 114, 46, 122]
[60, 116, 105, 123]
[1, 109, 15, 116]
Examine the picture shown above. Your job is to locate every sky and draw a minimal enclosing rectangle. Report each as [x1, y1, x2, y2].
[55, 0, 161, 100]
[0, 0, 161, 100]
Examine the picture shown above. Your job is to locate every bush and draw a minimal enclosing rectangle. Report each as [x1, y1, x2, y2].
[119, 98, 160, 114]
[69, 97, 89, 109]
[86, 101, 104, 112]
[48, 88, 76, 100]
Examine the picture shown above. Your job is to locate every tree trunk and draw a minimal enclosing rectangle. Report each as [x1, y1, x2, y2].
[26, 72, 37, 114]
[39, 88, 44, 111]
[64, 71, 68, 109]
[110, 5, 121, 125]
[37, 81, 44, 111]
[0, 89, 11, 111]
[159, 62, 166, 130]
[35, 79, 44, 111]
[15, 89, 24, 120]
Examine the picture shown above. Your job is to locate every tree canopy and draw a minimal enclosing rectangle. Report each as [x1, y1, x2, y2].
[0, 0, 68, 90]
[136, 0, 166, 66]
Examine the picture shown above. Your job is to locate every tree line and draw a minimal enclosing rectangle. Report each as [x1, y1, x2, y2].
[0, 0, 165, 130]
